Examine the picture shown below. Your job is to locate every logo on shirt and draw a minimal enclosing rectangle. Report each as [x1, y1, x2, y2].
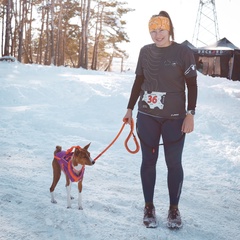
[171, 113, 180, 117]
[164, 60, 178, 67]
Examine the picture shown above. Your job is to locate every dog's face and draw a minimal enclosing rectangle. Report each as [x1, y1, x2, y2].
[73, 143, 93, 166]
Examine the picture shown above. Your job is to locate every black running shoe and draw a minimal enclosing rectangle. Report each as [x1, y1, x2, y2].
[143, 205, 158, 228]
[167, 208, 182, 229]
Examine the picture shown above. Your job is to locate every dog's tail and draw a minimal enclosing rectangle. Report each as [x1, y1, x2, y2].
[54, 146, 62, 155]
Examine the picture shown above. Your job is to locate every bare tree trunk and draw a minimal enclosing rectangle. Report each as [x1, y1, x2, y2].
[62, 24, 67, 66]
[18, 0, 26, 62]
[56, 0, 63, 66]
[91, 2, 99, 70]
[121, 57, 123, 72]
[79, 0, 86, 68]
[50, 0, 55, 65]
[91, 3, 103, 70]
[44, 7, 50, 65]
[1, 7, 4, 56]
[4, 0, 12, 56]
[36, 7, 45, 64]
[79, 0, 91, 69]
[84, 0, 91, 68]
[27, 1, 34, 63]
[105, 55, 113, 72]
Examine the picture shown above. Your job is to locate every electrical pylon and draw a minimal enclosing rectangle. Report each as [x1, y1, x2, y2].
[192, 0, 220, 47]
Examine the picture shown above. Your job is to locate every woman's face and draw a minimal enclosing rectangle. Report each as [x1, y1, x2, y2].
[150, 29, 171, 47]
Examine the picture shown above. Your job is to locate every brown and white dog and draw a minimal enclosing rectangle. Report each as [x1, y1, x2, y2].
[49, 143, 94, 209]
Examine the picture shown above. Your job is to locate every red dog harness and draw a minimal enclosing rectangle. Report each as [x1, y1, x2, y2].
[54, 150, 85, 182]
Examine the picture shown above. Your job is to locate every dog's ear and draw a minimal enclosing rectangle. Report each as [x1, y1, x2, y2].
[74, 148, 80, 156]
[83, 143, 91, 150]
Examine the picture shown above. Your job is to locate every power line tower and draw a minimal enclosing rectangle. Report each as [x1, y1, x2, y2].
[192, 0, 220, 47]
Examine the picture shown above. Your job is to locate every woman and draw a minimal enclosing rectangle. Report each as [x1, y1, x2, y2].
[123, 11, 197, 229]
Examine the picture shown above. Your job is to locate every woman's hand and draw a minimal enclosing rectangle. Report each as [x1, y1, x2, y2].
[181, 114, 194, 133]
[123, 109, 133, 125]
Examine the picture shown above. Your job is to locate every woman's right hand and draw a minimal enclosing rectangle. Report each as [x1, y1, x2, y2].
[123, 109, 133, 125]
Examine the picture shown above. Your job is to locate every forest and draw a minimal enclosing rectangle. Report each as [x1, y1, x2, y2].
[0, 0, 134, 70]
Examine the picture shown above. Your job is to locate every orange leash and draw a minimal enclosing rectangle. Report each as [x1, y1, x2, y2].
[124, 119, 140, 154]
[93, 119, 140, 163]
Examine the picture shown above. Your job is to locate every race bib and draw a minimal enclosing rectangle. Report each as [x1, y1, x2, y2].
[142, 91, 166, 109]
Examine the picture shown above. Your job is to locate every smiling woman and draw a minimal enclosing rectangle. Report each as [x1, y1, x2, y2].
[123, 9, 198, 229]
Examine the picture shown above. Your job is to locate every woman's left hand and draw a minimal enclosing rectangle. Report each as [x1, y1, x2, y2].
[181, 115, 194, 133]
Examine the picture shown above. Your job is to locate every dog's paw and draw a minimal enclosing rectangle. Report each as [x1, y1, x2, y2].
[51, 200, 57, 204]
[78, 206, 83, 210]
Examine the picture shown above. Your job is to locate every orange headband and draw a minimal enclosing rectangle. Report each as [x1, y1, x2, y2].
[148, 16, 170, 32]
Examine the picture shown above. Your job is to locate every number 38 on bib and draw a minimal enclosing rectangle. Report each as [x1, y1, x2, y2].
[142, 91, 166, 110]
